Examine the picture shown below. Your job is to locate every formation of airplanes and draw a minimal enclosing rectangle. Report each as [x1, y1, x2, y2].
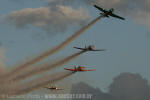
[45, 45, 99, 91]
[44, 5, 125, 91]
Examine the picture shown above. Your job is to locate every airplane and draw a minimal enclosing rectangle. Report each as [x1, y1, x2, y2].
[44, 86, 63, 90]
[64, 66, 96, 72]
[94, 4, 125, 20]
[74, 45, 106, 51]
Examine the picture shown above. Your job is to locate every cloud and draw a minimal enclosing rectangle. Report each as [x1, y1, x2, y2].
[7, 5, 90, 33]
[70, 82, 115, 100]
[70, 72, 150, 100]
[48, 0, 91, 6]
[71, 82, 115, 100]
[109, 72, 150, 100]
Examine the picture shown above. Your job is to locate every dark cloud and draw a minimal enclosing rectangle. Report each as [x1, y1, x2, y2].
[70, 82, 116, 100]
[70, 72, 150, 100]
[109, 72, 150, 100]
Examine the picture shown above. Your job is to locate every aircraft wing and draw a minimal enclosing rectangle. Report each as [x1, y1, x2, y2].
[64, 68, 75, 71]
[57, 88, 63, 90]
[94, 5, 107, 13]
[46, 88, 63, 90]
[110, 13, 125, 20]
[45, 87, 51, 89]
[91, 49, 106, 51]
[84, 69, 96, 71]
[74, 47, 86, 50]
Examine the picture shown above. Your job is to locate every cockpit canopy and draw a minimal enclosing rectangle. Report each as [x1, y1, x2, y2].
[109, 8, 114, 12]
[89, 45, 95, 50]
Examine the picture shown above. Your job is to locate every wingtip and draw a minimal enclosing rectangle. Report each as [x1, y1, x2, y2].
[73, 47, 77, 49]
[103, 49, 107, 51]
[122, 18, 125, 20]
[93, 4, 97, 7]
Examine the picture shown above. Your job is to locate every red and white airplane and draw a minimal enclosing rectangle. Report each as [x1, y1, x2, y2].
[64, 66, 96, 72]
[74, 45, 106, 51]
[44, 86, 63, 90]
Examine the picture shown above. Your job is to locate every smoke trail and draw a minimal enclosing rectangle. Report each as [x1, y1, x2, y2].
[1, 15, 102, 83]
[12, 71, 74, 95]
[0, 47, 8, 77]
[12, 51, 85, 82]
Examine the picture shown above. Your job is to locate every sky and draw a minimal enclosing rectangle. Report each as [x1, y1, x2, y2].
[0, 0, 150, 95]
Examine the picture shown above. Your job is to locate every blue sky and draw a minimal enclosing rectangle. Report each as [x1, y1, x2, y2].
[0, 0, 150, 92]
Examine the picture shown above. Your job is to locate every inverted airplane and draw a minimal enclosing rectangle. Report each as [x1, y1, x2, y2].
[74, 45, 106, 51]
[64, 66, 96, 72]
[94, 5, 125, 20]
[45, 86, 63, 90]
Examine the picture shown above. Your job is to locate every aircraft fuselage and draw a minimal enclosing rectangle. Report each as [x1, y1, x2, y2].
[102, 9, 114, 17]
